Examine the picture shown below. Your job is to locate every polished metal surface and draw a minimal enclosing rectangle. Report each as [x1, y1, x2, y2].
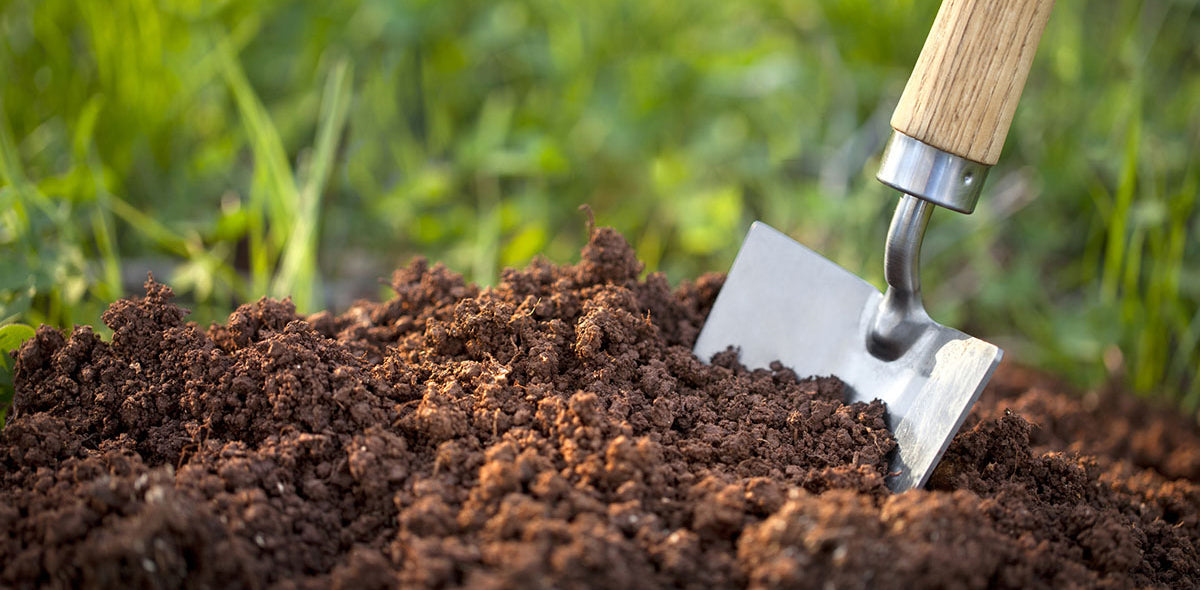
[869, 194, 934, 360]
[693, 222, 1002, 492]
[876, 131, 990, 214]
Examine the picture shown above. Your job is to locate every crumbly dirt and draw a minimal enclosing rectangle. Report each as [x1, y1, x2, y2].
[2, 226, 1198, 589]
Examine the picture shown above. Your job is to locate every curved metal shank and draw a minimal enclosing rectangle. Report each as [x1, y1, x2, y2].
[869, 194, 934, 360]
[877, 131, 990, 214]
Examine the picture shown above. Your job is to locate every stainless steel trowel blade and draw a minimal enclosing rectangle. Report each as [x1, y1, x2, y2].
[693, 222, 1002, 492]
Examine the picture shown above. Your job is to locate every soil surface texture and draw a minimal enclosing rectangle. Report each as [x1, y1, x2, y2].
[3, 226, 1198, 589]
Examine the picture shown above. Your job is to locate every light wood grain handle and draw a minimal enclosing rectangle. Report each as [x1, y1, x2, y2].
[891, 0, 1054, 165]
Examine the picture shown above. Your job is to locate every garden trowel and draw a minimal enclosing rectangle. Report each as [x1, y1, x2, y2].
[694, 0, 1055, 492]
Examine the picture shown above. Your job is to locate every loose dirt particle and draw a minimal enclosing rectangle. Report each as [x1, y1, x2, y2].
[1, 227, 1197, 588]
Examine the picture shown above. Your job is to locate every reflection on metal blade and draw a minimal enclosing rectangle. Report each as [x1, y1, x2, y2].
[694, 222, 1002, 492]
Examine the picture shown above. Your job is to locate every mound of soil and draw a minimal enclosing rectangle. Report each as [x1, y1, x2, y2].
[2, 226, 1198, 589]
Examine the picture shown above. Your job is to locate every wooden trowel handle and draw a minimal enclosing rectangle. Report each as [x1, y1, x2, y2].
[891, 0, 1055, 166]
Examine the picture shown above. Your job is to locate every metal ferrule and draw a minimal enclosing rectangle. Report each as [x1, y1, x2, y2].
[876, 131, 990, 214]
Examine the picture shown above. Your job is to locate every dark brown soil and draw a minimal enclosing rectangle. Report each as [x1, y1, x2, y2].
[2, 227, 1198, 589]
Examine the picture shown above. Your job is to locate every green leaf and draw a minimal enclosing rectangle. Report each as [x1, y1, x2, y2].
[0, 324, 35, 427]
[0, 324, 35, 354]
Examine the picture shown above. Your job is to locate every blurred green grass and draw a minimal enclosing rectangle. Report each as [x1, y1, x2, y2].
[0, 0, 1197, 409]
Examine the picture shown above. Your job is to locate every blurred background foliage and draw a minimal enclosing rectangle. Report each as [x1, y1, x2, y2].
[0, 0, 1197, 409]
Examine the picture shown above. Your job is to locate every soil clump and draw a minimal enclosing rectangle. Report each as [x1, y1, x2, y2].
[2, 227, 1197, 589]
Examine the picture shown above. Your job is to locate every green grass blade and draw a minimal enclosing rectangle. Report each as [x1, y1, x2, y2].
[274, 58, 353, 312]
[1100, 113, 1141, 303]
[219, 40, 300, 293]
